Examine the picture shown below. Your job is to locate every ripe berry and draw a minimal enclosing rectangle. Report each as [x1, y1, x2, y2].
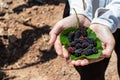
[87, 38, 95, 44]
[81, 42, 89, 48]
[82, 49, 93, 56]
[81, 30, 87, 37]
[68, 32, 75, 42]
[68, 47, 75, 54]
[70, 41, 76, 47]
[74, 30, 81, 40]
[80, 35, 84, 39]
[75, 49, 83, 57]
[92, 47, 98, 53]
[75, 43, 81, 49]
[86, 44, 94, 50]
[74, 39, 81, 44]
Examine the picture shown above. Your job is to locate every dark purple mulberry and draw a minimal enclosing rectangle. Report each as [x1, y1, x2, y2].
[92, 47, 98, 53]
[81, 42, 89, 48]
[82, 49, 93, 56]
[74, 30, 81, 40]
[68, 47, 75, 54]
[68, 32, 75, 42]
[75, 43, 82, 49]
[75, 49, 83, 57]
[70, 41, 76, 47]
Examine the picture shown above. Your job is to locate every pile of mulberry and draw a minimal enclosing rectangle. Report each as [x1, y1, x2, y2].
[68, 26, 98, 57]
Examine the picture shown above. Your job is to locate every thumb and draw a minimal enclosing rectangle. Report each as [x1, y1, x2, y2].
[49, 23, 64, 44]
[49, 32, 57, 44]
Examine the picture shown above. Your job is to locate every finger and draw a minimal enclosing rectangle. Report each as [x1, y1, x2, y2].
[72, 57, 104, 66]
[102, 40, 115, 58]
[71, 59, 89, 66]
[49, 23, 64, 44]
[62, 46, 69, 58]
[102, 45, 114, 58]
[54, 36, 63, 56]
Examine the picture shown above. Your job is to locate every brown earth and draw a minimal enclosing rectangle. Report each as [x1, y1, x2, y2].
[0, 0, 119, 80]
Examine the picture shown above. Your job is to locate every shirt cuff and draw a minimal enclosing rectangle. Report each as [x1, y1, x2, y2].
[69, 0, 92, 21]
[92, 8, 119, 33]
[91, 18, 117, 33]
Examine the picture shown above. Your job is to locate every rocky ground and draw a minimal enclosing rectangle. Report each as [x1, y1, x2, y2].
[0, 0, 119, 80]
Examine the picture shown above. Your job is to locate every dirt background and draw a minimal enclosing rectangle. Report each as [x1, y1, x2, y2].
[0, 0, 119, 80]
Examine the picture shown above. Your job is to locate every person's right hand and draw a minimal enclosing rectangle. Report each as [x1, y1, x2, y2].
[49, 14, 90, 60]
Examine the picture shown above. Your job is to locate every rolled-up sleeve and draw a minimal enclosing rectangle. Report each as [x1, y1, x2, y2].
[91, 0, 120, 33]
[68, 0, 92, 21]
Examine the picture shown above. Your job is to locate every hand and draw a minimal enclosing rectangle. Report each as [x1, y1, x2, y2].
[71, 24, 115, 66]
[49, 14, 90, 60]
[90, 24, 115, 57]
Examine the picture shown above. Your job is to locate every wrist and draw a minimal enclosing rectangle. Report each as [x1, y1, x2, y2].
[90, 23, 111, 33]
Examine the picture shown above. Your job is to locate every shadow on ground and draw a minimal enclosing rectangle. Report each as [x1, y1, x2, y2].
[13, 0, 66, 14]
[0, 23, 57, 69]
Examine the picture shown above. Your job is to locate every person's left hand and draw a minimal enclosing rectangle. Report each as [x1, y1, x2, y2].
[71, 23, 115, 66]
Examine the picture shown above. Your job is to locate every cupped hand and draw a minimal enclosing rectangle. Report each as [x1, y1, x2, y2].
[49, 14, 90, 60]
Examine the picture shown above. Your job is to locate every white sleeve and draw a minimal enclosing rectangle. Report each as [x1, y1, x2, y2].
[68, 0, 92, 21]
[91, 0, 120, 33]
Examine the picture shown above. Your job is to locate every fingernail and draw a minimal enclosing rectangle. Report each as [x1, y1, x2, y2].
[66, 57, 71, 62]
[81, 59, 88, 66]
